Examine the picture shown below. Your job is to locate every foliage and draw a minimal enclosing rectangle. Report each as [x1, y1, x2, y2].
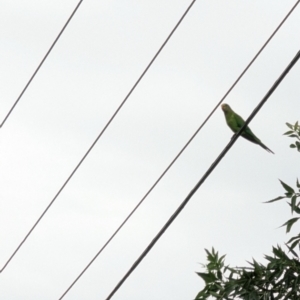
[284, 121, 300, 152]
[265, 179, 300, 237]
[195, 246, 300, 299]
[195, 122, 300, 299]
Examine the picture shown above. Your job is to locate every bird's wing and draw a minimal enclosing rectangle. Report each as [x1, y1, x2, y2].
[233, 112, 261, 143]
[233, 113, 245, 129]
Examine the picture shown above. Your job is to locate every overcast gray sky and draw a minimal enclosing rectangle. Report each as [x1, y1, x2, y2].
[0, 1, 300, 299]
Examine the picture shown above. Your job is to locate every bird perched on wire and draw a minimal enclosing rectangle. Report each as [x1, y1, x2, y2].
[221, 103, 274, 154]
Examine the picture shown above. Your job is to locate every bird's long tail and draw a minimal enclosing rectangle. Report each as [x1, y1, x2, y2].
[259, 142, 274, 154]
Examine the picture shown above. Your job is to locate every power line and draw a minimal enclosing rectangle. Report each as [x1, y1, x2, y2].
[0, 0, 197, 273]
[58, 1, 300, 298]
[0, 0, 84, 128]
[105, 49, 300, 300]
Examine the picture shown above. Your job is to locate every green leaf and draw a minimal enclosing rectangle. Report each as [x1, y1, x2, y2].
[283, 130, 294, 135]
[288, 240, 300, 252]
[280, 217, 300, 233]
[291, 195, 297, 214]
[264, 196, 286, 203]
[287, 234, 300, 244]
[205, 248, 215, 263]
[219, 254, 226, 262]
[290, 144, 296, 148]
[195, 288, 210, 299]
[286, 122, 293, 129]
[209, 291, 222, 298]
[279, 180, 295, 194]
[264, 254, 275, 262]
[196, 272, 217, 284]
[272, 246, 289, 260]
[287, 203, 300, 214]
[297, 179, 300, 189]
[288, 134, 299, 138]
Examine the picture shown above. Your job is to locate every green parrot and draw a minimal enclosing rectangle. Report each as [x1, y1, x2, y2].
[221, 103, 274, 154]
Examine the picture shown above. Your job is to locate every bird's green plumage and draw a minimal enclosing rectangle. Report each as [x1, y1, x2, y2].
[221, 104, 274, 154]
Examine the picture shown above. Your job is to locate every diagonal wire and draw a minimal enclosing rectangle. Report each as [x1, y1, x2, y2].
[0, 0, 84, 128]
[105, 49, 300, 300]
[58, 1, 300, 298]
[0, 0, 197, 273]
